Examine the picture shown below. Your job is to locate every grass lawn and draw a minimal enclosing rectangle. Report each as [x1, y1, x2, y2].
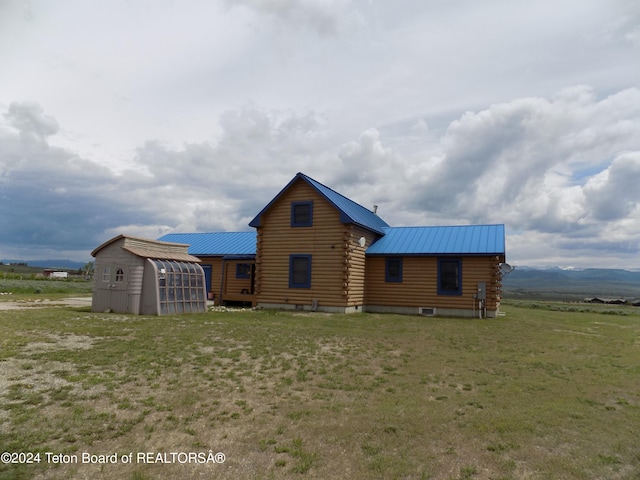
[1, 302, 639, 479]
[0, 277, 93, 296]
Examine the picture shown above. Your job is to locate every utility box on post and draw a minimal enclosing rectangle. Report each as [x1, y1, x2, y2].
[477, 282, 486, 300]
[476, 282, 487, 318]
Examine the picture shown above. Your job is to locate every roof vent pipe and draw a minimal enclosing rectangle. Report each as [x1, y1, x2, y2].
[373, 205, 378, 214]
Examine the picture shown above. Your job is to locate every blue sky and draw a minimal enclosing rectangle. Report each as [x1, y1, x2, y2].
[1, 0, 639, 268]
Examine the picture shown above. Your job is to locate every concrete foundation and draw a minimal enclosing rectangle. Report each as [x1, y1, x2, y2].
[257, 302, 499, 318]
[256, 303, 364, 314]
[364, 305, 499, 318]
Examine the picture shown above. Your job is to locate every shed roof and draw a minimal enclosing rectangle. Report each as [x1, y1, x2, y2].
[249, 172, 390, 235]
[91, 234, 201, 262]
[157, 232, 257, 256]
[366, 224, 505, 256]
[121, 246, 201, 262]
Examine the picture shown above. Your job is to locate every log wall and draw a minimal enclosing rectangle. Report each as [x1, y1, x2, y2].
[365, 255, 504, 312]
[255, 180, 362, 308]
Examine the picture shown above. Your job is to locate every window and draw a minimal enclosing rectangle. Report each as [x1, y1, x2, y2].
[438, 258, 462, 295]
[115, 268, 124, 282]
[291, 201, 313, 227]
[385, 257, 403, 282]
[236, 263, 251, 279]
[289, 255, 312, 288]
[102, 267, 110, 283]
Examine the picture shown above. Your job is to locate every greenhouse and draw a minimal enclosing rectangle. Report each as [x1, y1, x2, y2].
[151, 259, 206, 314]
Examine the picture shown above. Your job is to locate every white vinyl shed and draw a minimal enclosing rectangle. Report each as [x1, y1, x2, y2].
[91, 235, 207, 315]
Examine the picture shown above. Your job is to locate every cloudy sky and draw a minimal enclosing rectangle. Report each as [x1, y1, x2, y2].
[1, 0, 639, 269]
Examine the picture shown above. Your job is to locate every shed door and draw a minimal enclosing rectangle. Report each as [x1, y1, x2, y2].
[97, 263, 128, 312]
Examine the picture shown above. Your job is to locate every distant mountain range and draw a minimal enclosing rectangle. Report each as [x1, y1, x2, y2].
[502, 266, 640, 300]
[1, 259, 87, 270]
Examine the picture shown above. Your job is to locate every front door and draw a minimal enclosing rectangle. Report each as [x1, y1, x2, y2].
[201, 264, 212, 298]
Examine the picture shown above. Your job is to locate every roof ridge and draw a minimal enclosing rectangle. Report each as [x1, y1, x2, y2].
[298, 172, 370, 211]
[250, 172, 389, 234]
[297, 173, 389, 233]
[368, 224, 505, 255]
[385, 224, 504, 229]
[164, 231, 255, 235]
[91, 234, 192, 257]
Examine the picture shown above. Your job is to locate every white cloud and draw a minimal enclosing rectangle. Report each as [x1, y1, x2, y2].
[410, 119, 429, 136]
[5, 101, 59, 141]
[583, 152, 640, 220]
[222, 0, 361, 35]
[337, 128, 393, 179]
[397, 87, 640, 232]
[1, 1, 640, 268]
[122, 105, 341, 234]
[625, 25, 640, 45]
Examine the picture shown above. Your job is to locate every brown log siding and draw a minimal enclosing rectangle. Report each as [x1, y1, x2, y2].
[343, 226, 381, 306]
[255, 180, 358, 307]
[222, 260, 252, 295]
[221, 259, 255, 304]
[197, 257, 255, 304]
[365, 255, 503, 311]
[199, 258, 223, 295]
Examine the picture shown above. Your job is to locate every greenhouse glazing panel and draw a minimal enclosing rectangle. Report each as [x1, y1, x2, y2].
[154, 259, 206, 315]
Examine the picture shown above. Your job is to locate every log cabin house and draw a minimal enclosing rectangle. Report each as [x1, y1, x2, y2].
[159, 172, 506, 317]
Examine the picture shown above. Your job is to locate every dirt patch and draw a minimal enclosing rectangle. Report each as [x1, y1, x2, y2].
[0, 297, 91, 310]
[0, 358, 73, 393]
[22, 333, 96, 352]
[0, 333, 96, 405]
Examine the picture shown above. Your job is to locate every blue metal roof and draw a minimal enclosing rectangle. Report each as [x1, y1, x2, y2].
[249, 172, 390, 235]
[160, 225, 505, 257]
[366, 225, 505, 255]
[157, 232, 256, 256]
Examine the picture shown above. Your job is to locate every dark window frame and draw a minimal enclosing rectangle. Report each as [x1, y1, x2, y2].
[438, 258, 462, 295]
[385, 257, 403, 282]
[291, 201, 313, 227]
[289, 254, 312, 288]
[236, 263, 251, 279]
